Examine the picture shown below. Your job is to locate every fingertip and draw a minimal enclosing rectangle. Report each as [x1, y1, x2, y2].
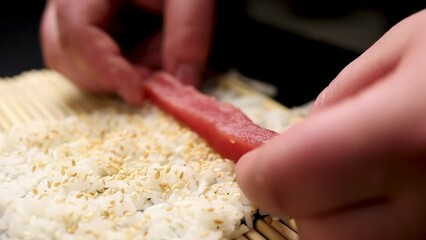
[119, 87, 145, 106]
[235, 150, 257, 193]
[236, 148, 285, 216]
[84, 54, 146, 105]
[116, 67, 146, 106]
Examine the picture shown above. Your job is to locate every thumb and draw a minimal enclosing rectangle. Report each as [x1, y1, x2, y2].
[236, 69, 426, 219]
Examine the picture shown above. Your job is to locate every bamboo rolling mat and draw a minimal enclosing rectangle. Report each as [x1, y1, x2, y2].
[0, 69, 300, 240]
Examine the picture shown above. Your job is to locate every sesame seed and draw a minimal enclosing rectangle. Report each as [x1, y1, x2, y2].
[123, 211, 133, 216]
[0, 86, 285, 239]
[214, 219, 223, 224]
[66, 223, 78, 234]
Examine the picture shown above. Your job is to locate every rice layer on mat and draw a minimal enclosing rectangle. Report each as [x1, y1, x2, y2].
[0, 72, 304, 240]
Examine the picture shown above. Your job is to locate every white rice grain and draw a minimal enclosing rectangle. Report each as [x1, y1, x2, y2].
[0, 104, 255, 240]
[0, 79, 306, 239]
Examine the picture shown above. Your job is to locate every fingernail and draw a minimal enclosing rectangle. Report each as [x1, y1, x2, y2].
[174, 63, 200, 86]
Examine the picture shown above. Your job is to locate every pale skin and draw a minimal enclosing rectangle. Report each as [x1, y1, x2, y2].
[237, 9, 426, 240]
[40, 0, 214, 105]
[41, 2, 426, 239]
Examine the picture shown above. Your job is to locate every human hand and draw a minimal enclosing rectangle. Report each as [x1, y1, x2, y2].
[40, 0, 214, 105]
[236, 9, 426, 240]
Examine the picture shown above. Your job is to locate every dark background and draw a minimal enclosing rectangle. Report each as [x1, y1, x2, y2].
[0, 0, 424, 106]
[0, 1, 46, 77]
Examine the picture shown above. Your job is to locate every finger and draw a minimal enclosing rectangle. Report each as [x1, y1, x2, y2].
[163, 0, 215, 85]
[56, 0, 145, 105]
[311, 16, 413, 112]
[40, 0, 102, 92]
[236, 64, 426, 219]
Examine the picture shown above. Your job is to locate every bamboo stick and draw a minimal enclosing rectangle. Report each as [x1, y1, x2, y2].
[264, 217, 299, 240]
[235, 236, 249, 240]
[245, 229, 267, 240]
[256, 219, 287, 240]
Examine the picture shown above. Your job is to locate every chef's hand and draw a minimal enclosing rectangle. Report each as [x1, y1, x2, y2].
[40, 0, 214, 105]
[237, 9, 426, 240]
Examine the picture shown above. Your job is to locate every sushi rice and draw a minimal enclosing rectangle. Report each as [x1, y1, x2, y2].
[0, 72, 307, 240]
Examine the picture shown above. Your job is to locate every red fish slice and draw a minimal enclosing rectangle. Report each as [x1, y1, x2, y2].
[144, 72, 278, 162]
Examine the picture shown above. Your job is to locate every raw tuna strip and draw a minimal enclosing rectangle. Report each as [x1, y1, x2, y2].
[144, 72, 278, 162]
